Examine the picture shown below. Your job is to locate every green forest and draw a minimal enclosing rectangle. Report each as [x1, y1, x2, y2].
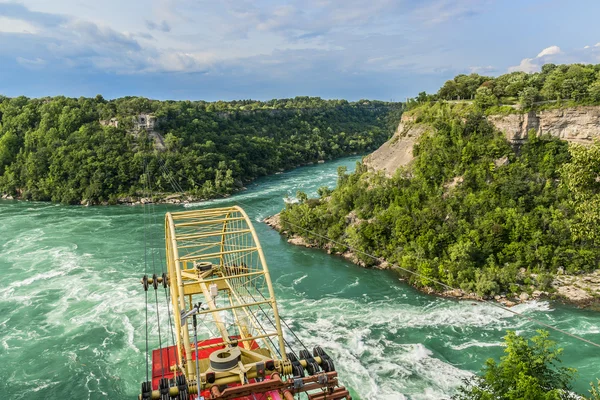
[0, 95, 401, 204]
[280, 79, 600, 297]
[411, 63, 600, 111]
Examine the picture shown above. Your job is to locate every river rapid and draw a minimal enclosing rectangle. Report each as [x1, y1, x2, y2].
[1, 155, 599, 399]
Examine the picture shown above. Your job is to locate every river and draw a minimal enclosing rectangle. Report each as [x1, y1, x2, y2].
[1, 155, 599, 399]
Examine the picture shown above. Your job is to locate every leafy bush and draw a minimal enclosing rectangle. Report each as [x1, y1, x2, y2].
[453, 330, 578, 400]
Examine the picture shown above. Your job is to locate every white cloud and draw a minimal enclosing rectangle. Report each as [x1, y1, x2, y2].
[536, 45, 561, 58]
[0, 16, 38, 34]
[145, 19, 170, 33]
[147, 51, 217, 73]
[509, 45, 561, 73]
[16, 56, 46, 68]
[469, 65, 495, 74]
[412, 0, 490, 25]
[508, 43, 600, 74]
[508, 58, 538, 73]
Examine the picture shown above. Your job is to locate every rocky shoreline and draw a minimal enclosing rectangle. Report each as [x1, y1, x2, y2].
[1, 192, 235, 207]
[264, 213, 600, 309]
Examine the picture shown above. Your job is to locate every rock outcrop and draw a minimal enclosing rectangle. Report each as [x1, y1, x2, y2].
[366, 106, 600, 176]
[552, 270, 600, 307]
[489, 106, 600, 144]
[363, 114, 431, 176]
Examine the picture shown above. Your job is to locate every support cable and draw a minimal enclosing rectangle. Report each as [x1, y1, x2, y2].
[144, 160, 166, 380]
[249, 289, 310, 356]
[142, 158, 150, 384]
[147, 159, 177, 375]
[144, 157, 178, 369]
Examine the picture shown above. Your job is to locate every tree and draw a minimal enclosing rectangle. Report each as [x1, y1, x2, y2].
[474, 87, 498, 110]
[519, 86, 540, 108]
[296, 190, 308, 203]
[453, 330, 577, 400]
[560, 140, 600, 242]
[588, 77, 600, 102]
[0, 130, 21, 173]
[439, 80, 459, 100]
[417, 91, 429, 103]
[317, 186, 332, 198]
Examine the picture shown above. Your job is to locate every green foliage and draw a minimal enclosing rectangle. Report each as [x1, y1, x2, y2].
[435, 63, 600, 107]
[589, 380, 600, 400]
[453, 330, 577, 400]
[280, 104, 599, 295]
[474, 87, 499, 110]
[560, 140, 600, 241]
[438, 74, 492, 100]
[519, 86, 541, 108]
[0, 95, 402, 204]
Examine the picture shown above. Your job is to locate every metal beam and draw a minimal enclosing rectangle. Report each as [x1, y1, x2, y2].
[179, 247, 258, 262]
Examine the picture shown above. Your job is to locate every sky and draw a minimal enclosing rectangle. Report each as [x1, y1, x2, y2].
[1, 0, 600, 101]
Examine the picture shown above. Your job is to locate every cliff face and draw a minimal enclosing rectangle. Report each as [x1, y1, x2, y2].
[363, 114, 431, 176]
[366, 106, 600, 175]
[488, 106, 600, 144]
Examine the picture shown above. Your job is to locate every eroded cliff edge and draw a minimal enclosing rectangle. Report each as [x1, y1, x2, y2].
[362, 114, 430, 176]
[365, 106, 600, 175]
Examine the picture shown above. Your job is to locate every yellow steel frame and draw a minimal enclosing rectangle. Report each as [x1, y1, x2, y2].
[165, 206, 287, 382]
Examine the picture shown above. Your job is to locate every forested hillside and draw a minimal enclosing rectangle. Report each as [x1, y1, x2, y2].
[0, 95, 401, 204]
[279, 68, 600, 298]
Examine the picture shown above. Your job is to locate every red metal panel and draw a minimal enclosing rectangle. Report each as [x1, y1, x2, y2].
[151, 336, 263, 399]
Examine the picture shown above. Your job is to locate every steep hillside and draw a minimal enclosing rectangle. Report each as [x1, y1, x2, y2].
[275, 101, 600, 305]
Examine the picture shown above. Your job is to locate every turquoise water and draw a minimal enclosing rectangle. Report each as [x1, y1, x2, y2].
[1, 156, 599, 399]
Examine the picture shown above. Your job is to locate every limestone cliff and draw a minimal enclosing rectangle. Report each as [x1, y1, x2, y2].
[363, 114, 431, 176]
[488, 106, 600, 144]
[366, 106, 600, 175]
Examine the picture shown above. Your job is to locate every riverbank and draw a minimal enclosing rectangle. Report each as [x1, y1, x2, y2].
[264, 213, 600, 309]
[0, 158, 359, 207]
[1, 191, 235, 206]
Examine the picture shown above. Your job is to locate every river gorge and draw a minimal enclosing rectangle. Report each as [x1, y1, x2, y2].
[1, 156, 599, 399]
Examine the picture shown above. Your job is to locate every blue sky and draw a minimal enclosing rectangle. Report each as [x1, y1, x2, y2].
[1, 0, 600, 101]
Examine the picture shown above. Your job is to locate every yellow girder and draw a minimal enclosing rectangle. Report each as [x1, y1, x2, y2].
[164, 206, 287, 382]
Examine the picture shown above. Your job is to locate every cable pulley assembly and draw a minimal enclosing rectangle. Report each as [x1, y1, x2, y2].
[314, 346, 335, 372]
[287, 352, 305, 378]
[176, 375, 188, 400]
[299, 349, 320, 376]
[158, 377, 169, 400]
[141, 381, 152, 400]
[140, 274, 168, 290]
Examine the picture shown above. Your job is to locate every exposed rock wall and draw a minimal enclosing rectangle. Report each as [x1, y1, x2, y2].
[363, 114, 431, 176]
[489, 106, 600, 144]
[366, 106, 600, 175]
